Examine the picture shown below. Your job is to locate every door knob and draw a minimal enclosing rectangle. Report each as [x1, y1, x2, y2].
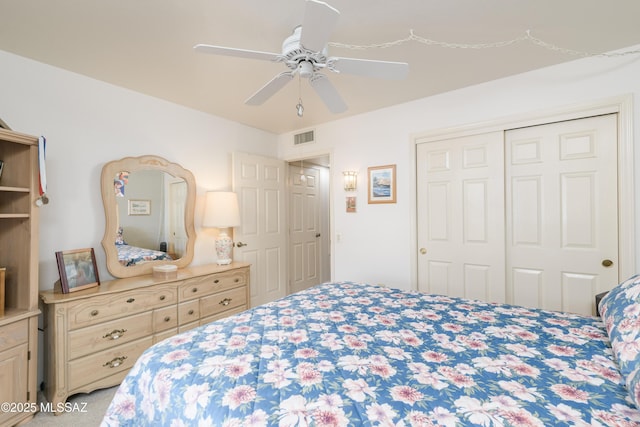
[602, 259, 614, 267]
[316, 233, 321, 238]
[236, 242, 247, 247]
[420, 248, 427, 255]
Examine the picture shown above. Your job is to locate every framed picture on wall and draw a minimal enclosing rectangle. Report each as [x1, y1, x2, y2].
[368, 164, 396, 204]
[346, 196, 357, 213]
[128, 199, 151, 215]
[55, 248, 100, 293]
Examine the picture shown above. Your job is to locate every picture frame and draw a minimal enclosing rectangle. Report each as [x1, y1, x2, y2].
[55, 248, 100, 293]
[128, 199, 151, 216]
[346, 196, 357, 213]
[368, 164, 396, 204]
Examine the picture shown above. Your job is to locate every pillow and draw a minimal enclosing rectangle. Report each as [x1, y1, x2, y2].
[115, 226, 127, 245]
[599, 274, 640, 408]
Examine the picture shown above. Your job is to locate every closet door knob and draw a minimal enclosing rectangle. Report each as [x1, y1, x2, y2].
[236, 242, 247, 247]
[602, 259, 614, 267]
[420, 248, 427, 255]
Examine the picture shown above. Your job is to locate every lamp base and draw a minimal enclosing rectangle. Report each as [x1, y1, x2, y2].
[215, 231, 234, 266]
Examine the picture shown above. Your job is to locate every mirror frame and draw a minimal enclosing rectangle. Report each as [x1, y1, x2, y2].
[101, 155, 196, 278]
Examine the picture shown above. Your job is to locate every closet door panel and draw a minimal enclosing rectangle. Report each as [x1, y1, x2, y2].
[506, 114, 618, 315]
[417, 131, 505, 302]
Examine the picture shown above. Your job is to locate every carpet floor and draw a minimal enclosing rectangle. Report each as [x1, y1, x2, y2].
[22, 386, 118, 426]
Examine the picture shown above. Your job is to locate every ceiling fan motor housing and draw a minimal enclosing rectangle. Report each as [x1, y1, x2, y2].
[282, 26, 327, 75]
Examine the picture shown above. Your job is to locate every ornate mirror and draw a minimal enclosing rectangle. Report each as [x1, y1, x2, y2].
[101, 155, 196, 278]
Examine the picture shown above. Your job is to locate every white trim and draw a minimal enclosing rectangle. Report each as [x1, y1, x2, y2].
[411, 94, 635, 289]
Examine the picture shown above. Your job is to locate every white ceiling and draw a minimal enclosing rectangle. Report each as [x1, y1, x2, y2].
[2, 1, 640, 134]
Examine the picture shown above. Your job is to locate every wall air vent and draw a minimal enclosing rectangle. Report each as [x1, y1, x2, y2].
[293, 130, 315, 145]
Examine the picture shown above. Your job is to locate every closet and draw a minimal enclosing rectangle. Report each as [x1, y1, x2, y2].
[416, 113, 619, 316]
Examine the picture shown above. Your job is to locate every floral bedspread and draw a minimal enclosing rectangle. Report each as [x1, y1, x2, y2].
[116, 244, 172, 266]
[101, 282, 640, 426]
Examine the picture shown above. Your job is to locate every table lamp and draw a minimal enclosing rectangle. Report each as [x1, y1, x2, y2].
[203, 191, 241, 265]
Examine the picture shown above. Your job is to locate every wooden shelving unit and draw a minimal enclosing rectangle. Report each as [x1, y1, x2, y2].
[0, 127, 40, 426]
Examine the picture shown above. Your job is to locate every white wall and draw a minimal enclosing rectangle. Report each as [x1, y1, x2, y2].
[0, 50, 279, 290]
[279, 45, 640, 290]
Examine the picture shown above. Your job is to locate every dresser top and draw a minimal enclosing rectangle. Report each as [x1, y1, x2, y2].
[40, 262, 250, 304]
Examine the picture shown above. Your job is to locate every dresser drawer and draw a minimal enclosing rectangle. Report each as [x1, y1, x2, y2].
[68, 312, 153, 360]
[0, 318, 28, 349]
[178, 300, 200, 324]
[68, 337, 153, 391]
[153, 305, 178, 332]
[200, 286, 247, 319]
[179, 271, 246, 301]
[67, 285, 177, 330]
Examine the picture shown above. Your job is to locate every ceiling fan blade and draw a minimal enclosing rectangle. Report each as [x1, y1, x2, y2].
[309, 74, 347, 113]
[194, 44, 281, 62]
[300, 0, 340, 52]
[245, 72, 294, 105]
[330, 57, 409, 80]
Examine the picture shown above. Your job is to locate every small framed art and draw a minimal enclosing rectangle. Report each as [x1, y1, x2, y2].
[346, 196, 357, 213]
[368, 164, 396, 204]
[55, 248, 100, 293]
[128, 199, 151, 215]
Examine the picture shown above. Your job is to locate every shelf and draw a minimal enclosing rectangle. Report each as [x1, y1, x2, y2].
[0, 308, 40, 327]
[0, 186, 30, 193]
[0, 213, 29, 219]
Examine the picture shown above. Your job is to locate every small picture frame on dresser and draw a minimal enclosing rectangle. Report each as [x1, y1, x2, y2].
[55, 248, 100, 293]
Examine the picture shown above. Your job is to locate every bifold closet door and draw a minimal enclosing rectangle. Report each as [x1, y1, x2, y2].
[416, 114, 618, 315]
[505, 114, 618, 314]
[416, 131, 506, 303]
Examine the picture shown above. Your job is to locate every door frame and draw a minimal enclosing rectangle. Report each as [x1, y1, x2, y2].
[410, 94, 635, 290]
[284, 150, 334, 290]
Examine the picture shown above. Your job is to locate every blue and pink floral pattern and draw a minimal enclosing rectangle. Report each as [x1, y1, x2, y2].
[102, 282, 640, 426]
[116, 244, 172, 266]
[599, 275, 640, 409]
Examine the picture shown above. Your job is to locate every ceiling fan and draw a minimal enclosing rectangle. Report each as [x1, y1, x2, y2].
[194, 0, 409, 114]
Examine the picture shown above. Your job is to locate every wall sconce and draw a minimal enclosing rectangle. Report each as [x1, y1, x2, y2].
[343, 171, 357, 191]
[202, 191, 241, 265]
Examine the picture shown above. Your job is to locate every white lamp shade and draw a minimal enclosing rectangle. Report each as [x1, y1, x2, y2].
[203, 191, 241, 228]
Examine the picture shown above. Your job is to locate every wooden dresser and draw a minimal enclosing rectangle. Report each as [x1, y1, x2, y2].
[39, 262, 249, 409]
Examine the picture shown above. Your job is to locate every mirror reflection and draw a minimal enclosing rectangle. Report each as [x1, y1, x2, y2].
[101, 155, 196, 278]
[114, 170, 187, 266]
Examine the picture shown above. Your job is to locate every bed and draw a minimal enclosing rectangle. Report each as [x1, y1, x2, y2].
[116, 244, 172, 266]
[101, 277, 640, 426]
[115, 227, 172, 266]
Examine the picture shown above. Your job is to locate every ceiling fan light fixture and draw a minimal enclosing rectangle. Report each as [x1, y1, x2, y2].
[298, 60, 314, 78]
[194, 0, 409, 115]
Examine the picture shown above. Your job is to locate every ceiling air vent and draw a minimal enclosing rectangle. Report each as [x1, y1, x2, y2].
[294, 130, 315, 145]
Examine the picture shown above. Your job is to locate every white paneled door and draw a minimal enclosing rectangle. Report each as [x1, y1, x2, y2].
[417, 131, 506, 302]
[289, 164, 321, 294]
[232, 152, 287, 307]
[505, 114, 618, 314]
[417, 114, 618, 315]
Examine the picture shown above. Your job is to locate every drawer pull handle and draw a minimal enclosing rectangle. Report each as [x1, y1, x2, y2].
[103, 329, 127, 340]
[219, 298, 232, 306]
[126, 298, 135, 303]
[188, 309, 195, 315]
[192, 287, 198, 293]
[159, 295, 166, 301]
[214, 279, 219, 284]
[103, 356, 127, 368]
[164, 316, 171, 322]
[91, 310, 99, 317]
